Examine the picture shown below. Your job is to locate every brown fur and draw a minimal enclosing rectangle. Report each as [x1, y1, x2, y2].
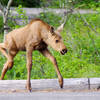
[0, 19, 67, 92]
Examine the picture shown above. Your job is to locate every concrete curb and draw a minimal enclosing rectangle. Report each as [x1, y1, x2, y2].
[0, 78, 100, 92]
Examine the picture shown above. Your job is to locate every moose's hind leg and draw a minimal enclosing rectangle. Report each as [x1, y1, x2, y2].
[0, 43, 8, 58]
[0, 50, 17, 80]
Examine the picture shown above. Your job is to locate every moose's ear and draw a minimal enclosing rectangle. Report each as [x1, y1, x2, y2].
[56, 23, 64, 33]
[50, 26, 55, 35]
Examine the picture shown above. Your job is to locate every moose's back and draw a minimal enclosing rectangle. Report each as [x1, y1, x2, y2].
[5, 19, 49, 51]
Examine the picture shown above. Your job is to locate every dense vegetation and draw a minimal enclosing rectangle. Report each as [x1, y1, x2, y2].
[1, 0, 100, 9]
[1, 0, 41, 7]
[0, 8, 100, 79]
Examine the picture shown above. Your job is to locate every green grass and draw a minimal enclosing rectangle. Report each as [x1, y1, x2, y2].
[0, 12, 100, 80]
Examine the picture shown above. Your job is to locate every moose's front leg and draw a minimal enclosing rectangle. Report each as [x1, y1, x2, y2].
[26, 47, 33, 92]
[39, 48, 63, 88]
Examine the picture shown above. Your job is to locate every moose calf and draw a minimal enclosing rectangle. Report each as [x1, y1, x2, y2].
[0, 19, 67, 92]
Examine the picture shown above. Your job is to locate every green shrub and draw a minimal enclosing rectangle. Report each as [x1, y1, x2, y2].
[1, 0, 41, 7]
[1, 0, 100, 9]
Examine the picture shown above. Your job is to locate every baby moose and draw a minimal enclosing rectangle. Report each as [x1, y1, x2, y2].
[0, 19, 67, 92]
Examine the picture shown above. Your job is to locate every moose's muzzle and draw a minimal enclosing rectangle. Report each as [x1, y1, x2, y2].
[60, 49, 67, 55]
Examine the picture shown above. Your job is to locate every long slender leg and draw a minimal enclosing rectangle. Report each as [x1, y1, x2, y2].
[26, 47, 33, 92]
[0, 50, 17, 80]
[0, 43, 8, 58]
[39, 48, 63, 88]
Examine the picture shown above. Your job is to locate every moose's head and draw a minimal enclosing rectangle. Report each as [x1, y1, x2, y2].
[43, 23, 67, 55]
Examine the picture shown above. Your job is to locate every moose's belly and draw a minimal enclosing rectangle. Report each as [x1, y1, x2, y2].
[18, 46, 26, 51]
[15, 42, 26, 51]
[34, 42, 47, 50]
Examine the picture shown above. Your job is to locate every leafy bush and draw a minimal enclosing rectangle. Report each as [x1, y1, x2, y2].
[73, 0, 100, 9]
[1, 0, 100, 9]
[38, 12, 62, 27]
[40, 0, 100, 9]
[10, 5, 28, 29]
[1, 0, 41, 7]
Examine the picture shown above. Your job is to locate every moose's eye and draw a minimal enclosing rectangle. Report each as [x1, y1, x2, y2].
[56, 40, 59, 43]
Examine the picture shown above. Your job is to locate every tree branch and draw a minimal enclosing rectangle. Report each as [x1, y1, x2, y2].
[4, 0, 13, 23]
[3, 0, 13, 42]
[62, 8, 73, 27]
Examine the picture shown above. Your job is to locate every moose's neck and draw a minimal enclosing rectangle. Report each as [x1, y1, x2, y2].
[40, 26, 50, 44]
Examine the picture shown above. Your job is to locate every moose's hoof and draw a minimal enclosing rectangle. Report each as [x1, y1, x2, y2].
[27, 88, 32, 92]
[25, 85, 32, 92]
[60, 83, 63, 88]
[26, 87, 32, 92]
[0, 77, 2, 80]
[59, 77, 63, 89]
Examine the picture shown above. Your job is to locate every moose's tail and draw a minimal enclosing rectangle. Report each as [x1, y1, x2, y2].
[0, 43, 8, 58]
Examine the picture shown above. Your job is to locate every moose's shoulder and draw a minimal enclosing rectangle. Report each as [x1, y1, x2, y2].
[29, 18, 49, 26]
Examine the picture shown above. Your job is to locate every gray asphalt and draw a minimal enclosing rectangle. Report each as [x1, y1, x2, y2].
[0, 8, 97, 17]
[0, 79, 100, 100]
[0, 91, 100, 100]
[11, 8, 97, 15]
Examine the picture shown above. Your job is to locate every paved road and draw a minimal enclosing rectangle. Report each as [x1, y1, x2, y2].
[11, 8, 97, 15]
[0, 91, 100, 100]
[0, 8, 97, 17]
[0, 79, 100, 100]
